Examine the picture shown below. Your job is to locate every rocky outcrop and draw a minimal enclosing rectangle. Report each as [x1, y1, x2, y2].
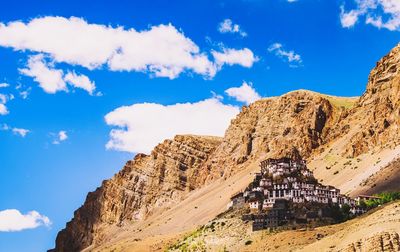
[199, 90, 342, 181]
[340, 43, 400, 157]
[344, 232, 400, 252]
[52, 135, 222, 252]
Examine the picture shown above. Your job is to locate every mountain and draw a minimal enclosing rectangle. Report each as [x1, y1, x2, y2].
[50, 43, 400, 251]
[52, 135, 222, 251]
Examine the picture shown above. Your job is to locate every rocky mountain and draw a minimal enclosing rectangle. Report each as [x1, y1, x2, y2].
[51, 43, 400, 251]
[52, 135, 222, 252]
[336, 44, 400, 157]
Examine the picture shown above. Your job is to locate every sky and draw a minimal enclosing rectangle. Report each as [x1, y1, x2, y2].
[0, 0, 399, 251]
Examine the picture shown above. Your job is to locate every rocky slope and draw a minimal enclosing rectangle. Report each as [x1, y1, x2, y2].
[199, 90, 345, 182]
[334, 43, 400, 157]
[355, 157, 400, 195]
[167, 201, 400, 252]
[52, 135, 222, 252]
[51, 43, 400, 251]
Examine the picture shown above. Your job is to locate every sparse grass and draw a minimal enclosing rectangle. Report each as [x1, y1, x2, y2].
[324, 154, 337, 163]
[168, 227, 205, 251]
[324, 95, 358, 109]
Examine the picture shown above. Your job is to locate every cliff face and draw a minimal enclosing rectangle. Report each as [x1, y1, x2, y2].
[340, 44, 400, 157]
[52, 43, 400, 251]
[199, 90, 343, 182]
[52, 135, 222, 252]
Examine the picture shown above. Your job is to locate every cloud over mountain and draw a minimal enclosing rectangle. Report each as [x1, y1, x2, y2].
[105, 97, 240, 153]
[225, 81, 261, 105]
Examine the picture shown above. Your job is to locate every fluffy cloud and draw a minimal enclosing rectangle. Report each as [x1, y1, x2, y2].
[225, 81, 261, 105]
[0, 209, 51, 232]
[105, 97, 239, 153]
[20, 54, 96, 95]
[0, 16, 223, 79]
[340, 0, 400, 31]
[218, 19, 247, 37]
[268, 43, 302, 67]
[52, 130, 68, 144]
[64, 71, 96, 95]
[0, 83, 9, 88]
[1, 124, 30, 137]
[212, 48, 258, 68]
[19, 54, 67, 94]
[0, 93, 13, 115]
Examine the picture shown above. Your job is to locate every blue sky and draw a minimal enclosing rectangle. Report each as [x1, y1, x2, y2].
[0, 0, 399, 251]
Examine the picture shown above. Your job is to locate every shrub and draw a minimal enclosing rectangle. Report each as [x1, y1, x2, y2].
[363, 192, 400, 209]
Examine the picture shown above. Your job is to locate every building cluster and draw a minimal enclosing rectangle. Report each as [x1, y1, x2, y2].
[228, 158, 367, 231]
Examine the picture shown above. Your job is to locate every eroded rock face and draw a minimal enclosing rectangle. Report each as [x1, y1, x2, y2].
[341, 43, 400, 157]
[52, 135, 222, 252]
[344, 232, 400, 252]
[199, 91, 340, 182]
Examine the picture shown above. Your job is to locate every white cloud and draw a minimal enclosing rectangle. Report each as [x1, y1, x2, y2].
[218, 19, 247, 37]
[268, 43, 302, 67]
[52, 130, 68, 144]
[19, 88, 31, 99]
[20, 54, 97, 95]
[0, 94, 8, 104]
[19, 54, 67, 94]
[212, 48, 258, 68]
[0, 124, 29, 137]
[59, 130, 68, 141]
[225, 81, 261, 105]
[0, 83, 9, 88]
[340, 7, 362, 28]
[0, 16, 221, 79]
[340, 0, 400, 31]
[105, 97, 239, 153]
[0, 104, 8, 115]
[0, 93, 13, 115]
[12, 127, 30, 137]
[0, 209, 51, 232]
[64, 71, 96, 95]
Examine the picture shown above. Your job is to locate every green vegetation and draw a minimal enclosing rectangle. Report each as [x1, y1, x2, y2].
[331, 204, 351, 222]
[324, 95, 357, 109]
[168, 227, 206, 251]
[167, 220, 228, 251]
[361, 192, 400, 209]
